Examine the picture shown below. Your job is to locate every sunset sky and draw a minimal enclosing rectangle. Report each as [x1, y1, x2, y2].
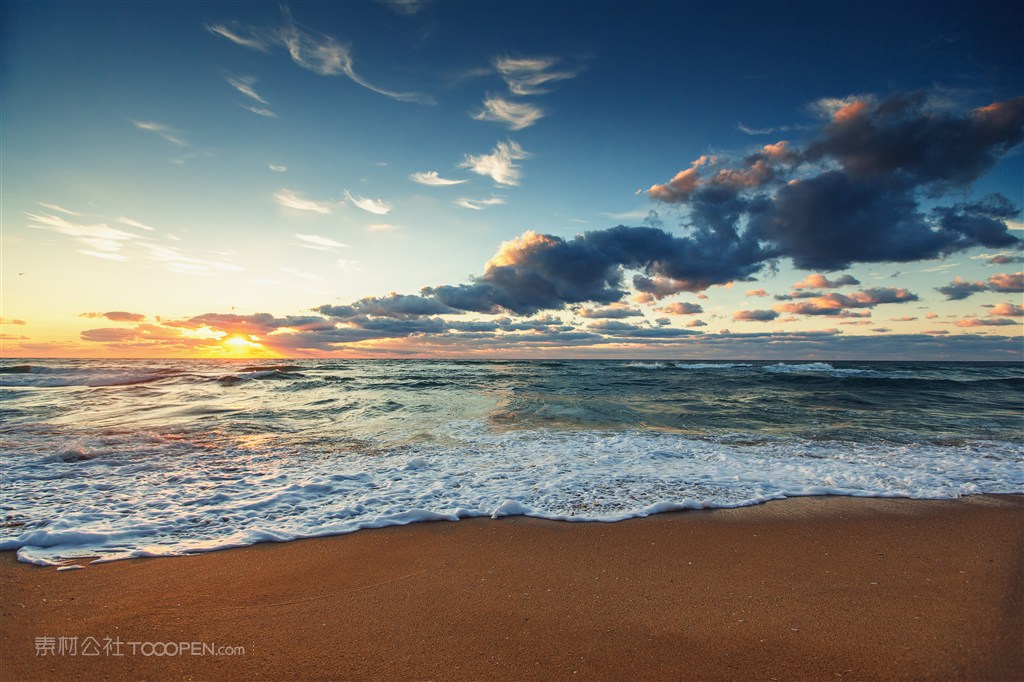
[2, 1, 1022, 359]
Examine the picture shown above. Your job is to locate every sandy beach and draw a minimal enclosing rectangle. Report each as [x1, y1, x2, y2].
[2, 494, 1021, 681]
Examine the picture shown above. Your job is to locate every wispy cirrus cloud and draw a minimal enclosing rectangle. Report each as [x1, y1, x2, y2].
[410, 171, 467, 186]
[274, 189, 334, 214]
[472, 96, 544, 130]
[37, 202, 80, 215]
[344, 191, 392, 215]
[269, 164, 288, 172]
[494, 56, 580, 96]
[116, 217, 156, 231]
[460, 140, 528, 186]
[454, 196, 505, 210]
[227, 76, 278, 117]
[208, 10, 432, 105]
[26, 212, 142, 259]
[132, 120, 186, 146]
[295, 234, 348, 251]
[206, 23, 270, 51]
[227, 76, 268, 104]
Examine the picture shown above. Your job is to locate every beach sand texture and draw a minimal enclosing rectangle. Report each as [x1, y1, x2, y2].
[2, 495, 1021, 681]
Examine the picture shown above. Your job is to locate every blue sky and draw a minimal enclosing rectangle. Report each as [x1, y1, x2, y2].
[2, 1, 1022, 359]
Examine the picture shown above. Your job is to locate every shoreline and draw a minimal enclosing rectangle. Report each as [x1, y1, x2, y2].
[2, 494, 1022, 680]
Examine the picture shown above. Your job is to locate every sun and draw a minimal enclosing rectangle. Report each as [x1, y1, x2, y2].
[220, 335, 274, 357]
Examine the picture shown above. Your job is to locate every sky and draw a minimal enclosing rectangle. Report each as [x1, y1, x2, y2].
[2, 0, 1023, 360]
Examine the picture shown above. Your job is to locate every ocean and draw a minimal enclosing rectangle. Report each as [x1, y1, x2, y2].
[1, 358, 1021, 566]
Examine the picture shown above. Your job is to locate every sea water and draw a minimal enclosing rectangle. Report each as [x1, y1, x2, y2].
[1, 359, 1021, 565]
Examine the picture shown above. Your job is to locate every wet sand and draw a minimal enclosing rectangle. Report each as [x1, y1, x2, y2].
[2, 495, 1022, 681]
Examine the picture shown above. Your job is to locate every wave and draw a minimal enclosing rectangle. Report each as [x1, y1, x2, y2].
[2, 426, 1020, 566]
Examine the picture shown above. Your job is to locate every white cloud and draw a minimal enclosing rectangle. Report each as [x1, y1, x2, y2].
[276, 13, 432, 104]
[274, 189, 334, 214]
[144, 244, 244, 273]
[460, 140, 529, 186]
[116, 217, 156, 231]
[132, 120, 186, 146]
[454, 196, 506, 210]
[243, 105, 278, 117]
[295, 233, 349, 250]
[206, 24, 269, 51]
[227, 77, 268, 104]
[494, 56, 579, 96]
[344, 191, 392, 215]
[1007, 220, 1024, 231]
[410, 171, 467, 186]
[472, 96, 544, 130]
[37, 202, 80, 215]
[368, 223, 397, 232]
[268, 164, 288, 172]
[26, 212, 140, 255]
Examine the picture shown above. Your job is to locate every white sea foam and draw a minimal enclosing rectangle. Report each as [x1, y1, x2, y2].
[2, 423, 1020, 567]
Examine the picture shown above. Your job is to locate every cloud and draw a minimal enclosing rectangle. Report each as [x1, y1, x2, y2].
[733, 309, 780, 321]
[577, 303, 644, 319]
[318, 293, 455, 319]
[773, 287, 918, 316]
[269, 164, 288, 172]
[460, 141, 529, 186]
[0, 318, 27, 325]
[143, 244, 243, 274]
[369, 223, 397, 232]
[954, 317, 1018, 327]
[494, 56, 580, 96]
[243, 105, 277, 118]
[745, 288, 768, 297]
[37, 202, 79, 215]
[344, 191, 392, 215]
[227, 76, 268, 104]
[410, 171, 467, 186]
[991, 303, 1024, 317]
[132, 120, 186, 146]
[274, 189, 333, 214]
[295, 234, 348, 250]
[646, 93, 1022, 272]
[655, 302, 704, 315]
[472, 96, 545, 130]
[116, 217, 156, 231]
[989, 271, 1024, 292]
[206, 23, 270, 51]
[208, 10, 432, 104]
[792, 273, 860, 289]
[26, 212, 141, 256]
[424, 224, 765, 316]
[80, 311, 146, 322]
[937, 272, 1023, 299]
[454, 196, 506, 210]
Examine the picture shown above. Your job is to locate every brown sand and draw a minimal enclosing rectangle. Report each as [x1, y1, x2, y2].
[1, 495, 1021, 681]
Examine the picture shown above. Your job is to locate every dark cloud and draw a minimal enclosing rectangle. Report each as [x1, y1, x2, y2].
[317, 293, 455, 319]
[426, 226, 765, 315]
[733, 309, 779, 322]
[805, 94, 1024, 189]
[647, 93, 1021, 272]
[937, 272, 1024, 300]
